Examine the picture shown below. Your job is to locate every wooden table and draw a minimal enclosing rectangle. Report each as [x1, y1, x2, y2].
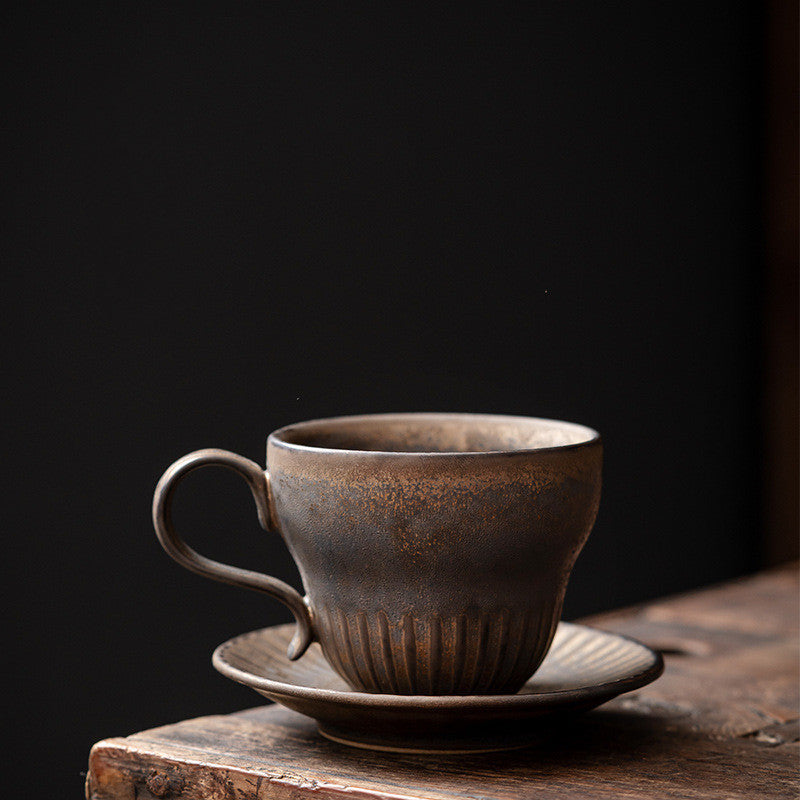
[87, 565, 799, 799]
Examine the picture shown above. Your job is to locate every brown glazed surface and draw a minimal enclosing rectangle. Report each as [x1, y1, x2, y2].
[153, 413, 601, 695]
[266, 413, 602, 694]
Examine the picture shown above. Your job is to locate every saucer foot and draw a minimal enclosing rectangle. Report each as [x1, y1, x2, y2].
[317, 723, 541, 754]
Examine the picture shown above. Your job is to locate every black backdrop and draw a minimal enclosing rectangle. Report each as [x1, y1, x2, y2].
[6, 3, 766, 796]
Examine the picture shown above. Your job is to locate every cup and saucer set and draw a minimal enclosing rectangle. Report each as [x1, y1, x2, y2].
[153, 413, 662, 753]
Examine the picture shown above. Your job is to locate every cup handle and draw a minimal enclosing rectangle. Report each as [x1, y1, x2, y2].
[152, 448, 314, 660]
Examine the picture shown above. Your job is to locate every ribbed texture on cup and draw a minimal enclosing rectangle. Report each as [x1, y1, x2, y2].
[315, 603, 559, 695]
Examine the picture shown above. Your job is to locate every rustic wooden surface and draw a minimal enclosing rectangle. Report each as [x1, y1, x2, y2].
[87, 565, 799, 800]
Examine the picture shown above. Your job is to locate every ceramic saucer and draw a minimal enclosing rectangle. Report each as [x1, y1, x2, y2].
[213, 622, 663, 753]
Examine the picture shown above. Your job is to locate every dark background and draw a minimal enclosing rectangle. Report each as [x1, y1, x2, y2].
[5, 3, 797, 797]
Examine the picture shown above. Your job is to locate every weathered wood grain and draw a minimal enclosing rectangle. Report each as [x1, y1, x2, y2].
[87, 565, 799, 800]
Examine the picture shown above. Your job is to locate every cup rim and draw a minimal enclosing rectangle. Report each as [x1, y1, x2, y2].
[268, 412, 600, 457]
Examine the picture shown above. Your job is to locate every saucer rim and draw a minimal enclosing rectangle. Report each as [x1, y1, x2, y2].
[212, 621, 664, 709]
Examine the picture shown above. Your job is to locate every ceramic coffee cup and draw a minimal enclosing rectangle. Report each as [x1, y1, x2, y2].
[153, 412, 601, 695]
